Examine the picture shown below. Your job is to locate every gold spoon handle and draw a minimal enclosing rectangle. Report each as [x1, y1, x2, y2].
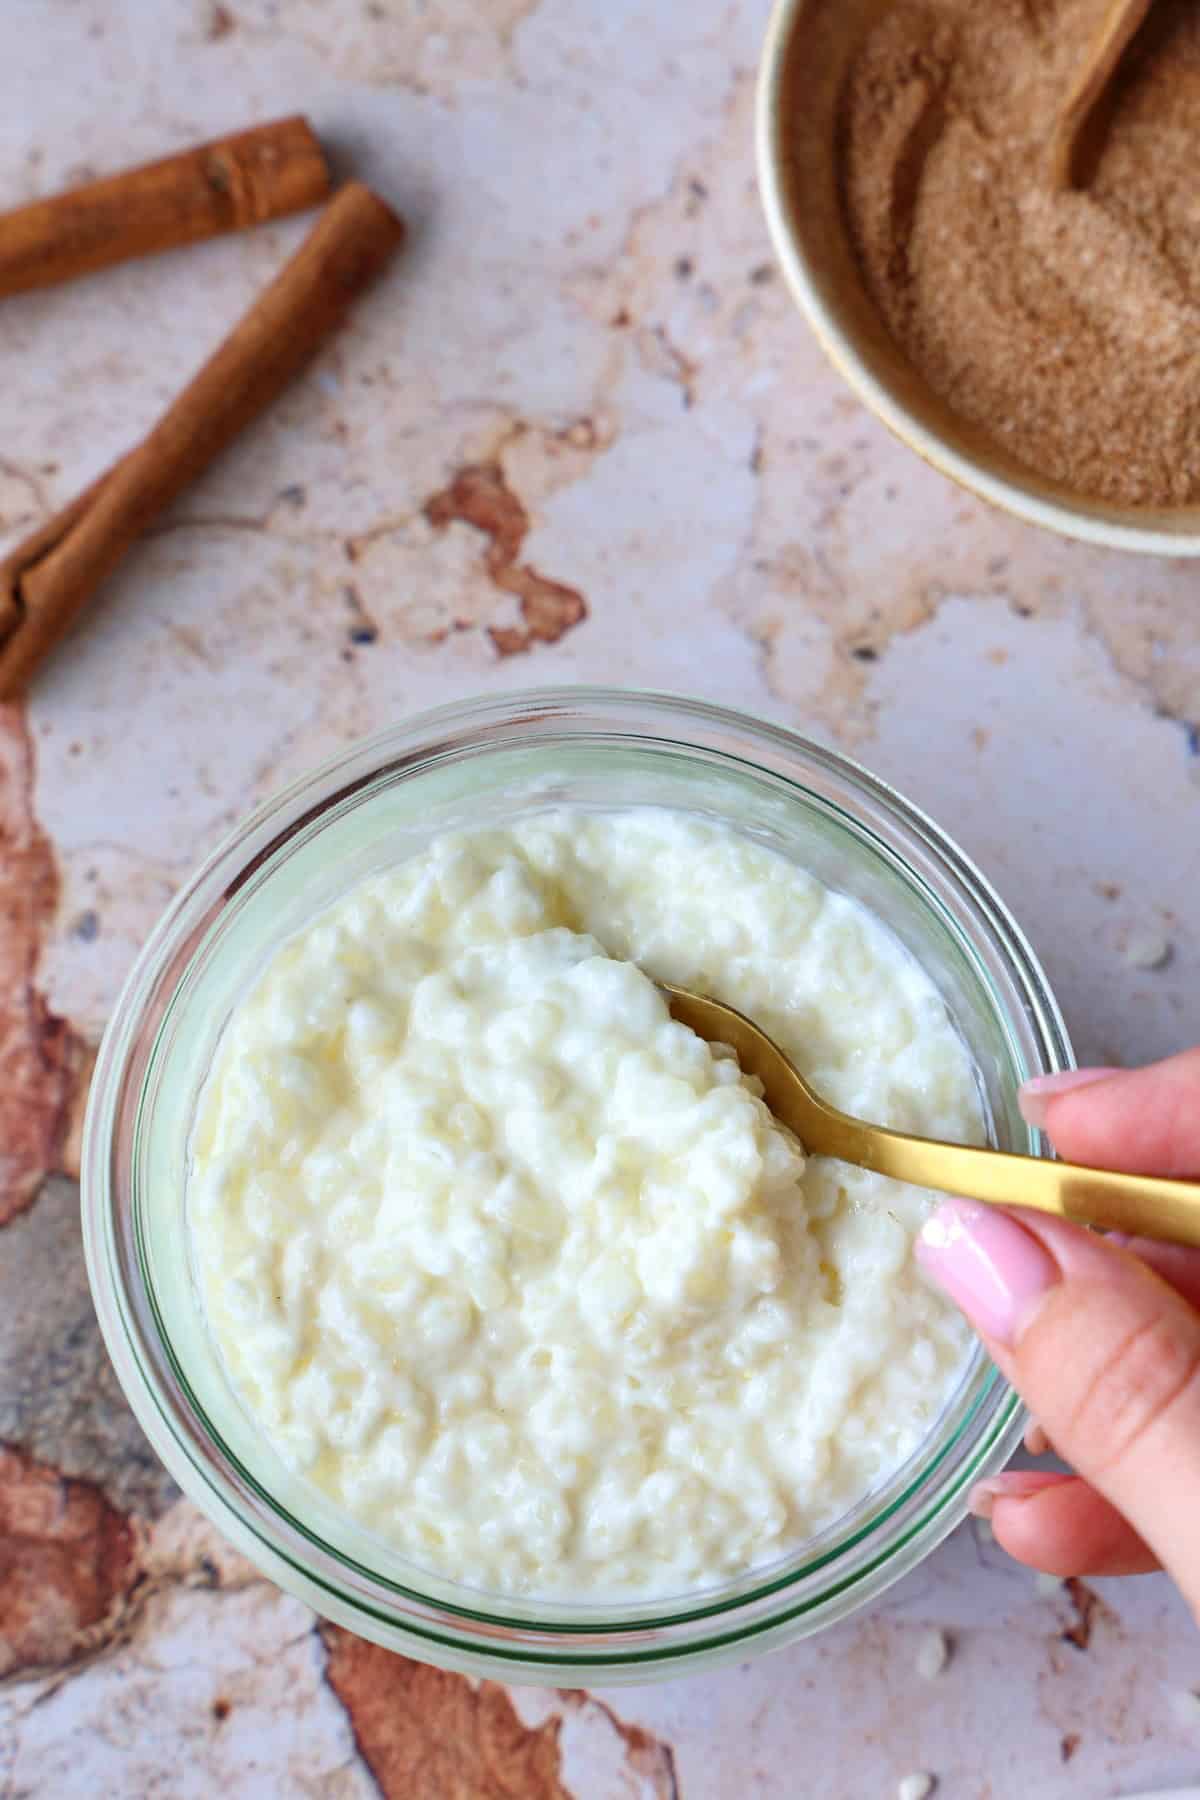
[826, 1112, 1200, 1248]
[658, 982, 1200, 1248]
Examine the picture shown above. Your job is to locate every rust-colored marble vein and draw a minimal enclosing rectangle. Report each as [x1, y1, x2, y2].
[0, 704, 91, 1226]
[423, 462, 587, 657]
[559, 1689, 680, 1799]
[0, 1443, 139, 1678]
[1060, 1576, 1112, 1652]
[320, 1627, 573, 1799]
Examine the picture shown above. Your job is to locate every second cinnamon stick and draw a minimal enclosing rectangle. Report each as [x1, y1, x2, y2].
[0, 117, 331, 300]
[0, 182, 405, 698]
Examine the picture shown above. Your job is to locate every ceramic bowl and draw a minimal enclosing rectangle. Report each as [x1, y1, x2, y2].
[756, 0, 1200, 556]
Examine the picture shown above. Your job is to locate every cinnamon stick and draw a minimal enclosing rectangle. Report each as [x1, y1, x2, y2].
[0, 117, 331, 300]
[0, 183, 404, 698]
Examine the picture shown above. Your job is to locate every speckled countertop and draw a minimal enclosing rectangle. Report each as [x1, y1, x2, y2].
[2, 2, 1199, 1795]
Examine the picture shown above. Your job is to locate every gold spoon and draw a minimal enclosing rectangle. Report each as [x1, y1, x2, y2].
[1047, 0, 1153, 190]
[662, 983, 1200, 1249]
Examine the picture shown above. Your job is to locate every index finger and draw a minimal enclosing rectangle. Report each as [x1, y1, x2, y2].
[1024, 1050, 1200, 1179]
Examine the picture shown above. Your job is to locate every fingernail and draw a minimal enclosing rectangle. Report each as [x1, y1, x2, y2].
[916, 1198, 1059, 1346]
[1018, 1067, 1120, 1130]
[968, 1470, 1062, 1519]
[1024, 1419, 1051, 1457]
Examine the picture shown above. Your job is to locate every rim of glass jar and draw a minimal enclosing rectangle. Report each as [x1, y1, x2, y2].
[82, 687, 1071, 1679]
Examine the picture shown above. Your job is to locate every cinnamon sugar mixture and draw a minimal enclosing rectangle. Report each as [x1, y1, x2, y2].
[838, 0, 1200, 506]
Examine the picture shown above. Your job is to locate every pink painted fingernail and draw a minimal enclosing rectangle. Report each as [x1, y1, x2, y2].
[968, 1471, 1063, 1519]
[1018, 1067, 1120, 1130]
[916, 1198, 1059, 1346]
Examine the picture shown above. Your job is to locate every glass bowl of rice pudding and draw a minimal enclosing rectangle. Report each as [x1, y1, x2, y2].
[82, 689, 1069, 1683]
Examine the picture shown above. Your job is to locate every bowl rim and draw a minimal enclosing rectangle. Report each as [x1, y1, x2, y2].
[82, 685, 1065, 1679]
[754, 0, 1200, 558]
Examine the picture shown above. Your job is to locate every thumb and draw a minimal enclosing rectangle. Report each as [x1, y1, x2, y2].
[918, 1198, 1200, 1619]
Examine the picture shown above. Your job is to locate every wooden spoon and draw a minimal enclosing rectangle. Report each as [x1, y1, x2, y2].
[662, 982, 1200, 1247]
[1047, 0, 1153, 189]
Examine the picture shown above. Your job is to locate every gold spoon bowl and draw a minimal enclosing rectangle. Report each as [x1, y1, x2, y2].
[663, 983, 1200, 1248]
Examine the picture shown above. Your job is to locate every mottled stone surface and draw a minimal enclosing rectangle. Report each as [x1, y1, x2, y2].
[0, 1176, 179, 1518]
[1, 1503, 374, 1800]
[2, 0, 1199, 1793]
[321, 1630, 575, 1799]
[0, 708, 90, 1226]
[0, 1445, 138, 1680]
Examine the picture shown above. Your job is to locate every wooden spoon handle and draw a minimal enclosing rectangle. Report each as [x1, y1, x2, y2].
[1048, 0, 1153, 189]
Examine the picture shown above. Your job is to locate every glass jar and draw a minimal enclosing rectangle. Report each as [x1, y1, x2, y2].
[82, 688, 1070, 1684]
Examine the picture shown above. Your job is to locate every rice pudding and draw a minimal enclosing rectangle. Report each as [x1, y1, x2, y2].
[188, 808, 984, 1598]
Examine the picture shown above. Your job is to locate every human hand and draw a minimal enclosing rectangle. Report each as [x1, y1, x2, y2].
[916, 1051, 1200, 1618]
